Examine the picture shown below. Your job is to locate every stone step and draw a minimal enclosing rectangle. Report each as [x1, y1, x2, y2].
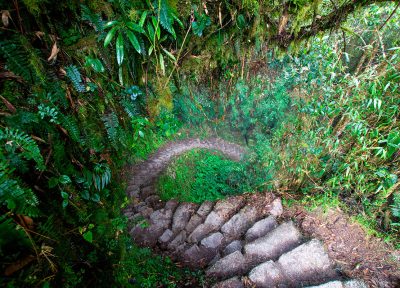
[245, 215, 277, 242]
[171, 203, 198, 233]
[221, 205, 259, 242]
[244, 221, 303, 265]
[307, 280, 368, 288]
[206, 250, 248, 280]
[187, 197, 246, 243]
[212, 277, 244, 288]
[248, 239, 338, 287]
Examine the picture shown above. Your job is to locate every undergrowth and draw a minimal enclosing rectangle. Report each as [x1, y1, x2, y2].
[157, 150, 252, 203]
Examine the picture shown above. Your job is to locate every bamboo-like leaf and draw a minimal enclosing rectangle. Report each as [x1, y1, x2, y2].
[139, 11, 148, 27]
[118, 66, 123, 85]
[162, 48, 176, 62]
[116, 33, 124, 65]
[152, 16, 161, 40]
[147, 22, 155, 42]
[160, 54, 165, 75]
[104, 26, 118, 47]
[126, 22, 145, 34]
[148, 45, 154, 56]
[104, 20, 118, 29]
[126, 30, 141, 54]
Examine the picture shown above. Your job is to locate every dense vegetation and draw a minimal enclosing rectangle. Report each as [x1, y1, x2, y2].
[1, 0, 399, 287]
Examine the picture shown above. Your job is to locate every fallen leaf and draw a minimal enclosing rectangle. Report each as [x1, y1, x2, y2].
[35, 31, 45, 40]
[1, 10, 11, 27]
[59, 67, 66, 76]
[0, 95, 16, 113]
[4, 255, 35, 276]
[47, 42, 59, 61]
[17, 214, 34, 230]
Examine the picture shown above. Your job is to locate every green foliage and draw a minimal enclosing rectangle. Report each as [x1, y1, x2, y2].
[157, 150, 251, 203]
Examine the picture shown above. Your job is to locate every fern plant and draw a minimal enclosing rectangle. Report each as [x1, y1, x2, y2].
[65, 65, 86, 92]
[0, 128, 45, 170]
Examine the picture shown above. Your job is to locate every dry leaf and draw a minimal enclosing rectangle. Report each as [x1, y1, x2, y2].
[17, 214, 34, 230]
[4, 255, 35, 276]
[35, 31, 45, 40]
[59, 67, 66, 76]
[2, 10, 11, 27]
[0, 95, 16, 113]
[47, 42, 59, 61]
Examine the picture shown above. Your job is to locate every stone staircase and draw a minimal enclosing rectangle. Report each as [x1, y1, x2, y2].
[124, 138, 368, 287]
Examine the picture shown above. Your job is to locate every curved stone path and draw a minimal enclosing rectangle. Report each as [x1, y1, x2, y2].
[124, 138, 367, 288]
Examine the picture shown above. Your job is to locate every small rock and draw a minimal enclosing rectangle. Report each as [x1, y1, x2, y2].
[183, 244, 215, 268]
[185, 214, 203, 234]
[159, 229, 174, 245]
[201, 232, 224, 250]
[172, 203, 197, 233]
[248, 260, 285, 287]
[221, 206, 258, 241]
[187, 223, 214, 243]
[168, 231, 187, 251]
[212, 277, 244, 288]
[206, 251, 248, 279]
[223, 240, 242, 256]
[140, 185, 155, 199]
[204, 211, 225, 229]
[343, 280, 368, 288]
[197, 201, 214, 218]
[268, 198, 283, 217]
[307, 281, 344, 288]
[245, 215, 277, 242]
[165, 199, 179, 211]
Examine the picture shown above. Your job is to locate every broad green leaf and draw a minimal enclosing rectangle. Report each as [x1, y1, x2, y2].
[61, 191, 69, 199]
[126, 22, 145, 34]
[59, 175, 71, 184]
[126, 30, 141, 54]
[7, 199, 16, 210]
[62, 199, 68, 208]
[116, 33, 124, 65]
[104, 26, 118, 47]
[83, 231, 93, 243]
[85, 56, 105, 72]
[139, 11, 148, 27]
[104, 20, 118, 29]
[92, 193, 100, 202]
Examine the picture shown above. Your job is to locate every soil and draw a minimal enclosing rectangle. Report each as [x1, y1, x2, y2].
[283, 206, 400, 288]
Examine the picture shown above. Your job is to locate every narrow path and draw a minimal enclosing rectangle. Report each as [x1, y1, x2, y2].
[124, 138, 367, 288]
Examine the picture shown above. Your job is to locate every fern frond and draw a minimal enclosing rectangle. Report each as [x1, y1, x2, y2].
[65, 65, 86, 93]
[81, 4, 104, 32]
[0, 128, 45, 170]
[102, 112, 119, 147]
[0, 167, 40, 217]
[59, 114, 82, 143]
[159, 0, 176, 38]
[0, 38, 33, 82]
